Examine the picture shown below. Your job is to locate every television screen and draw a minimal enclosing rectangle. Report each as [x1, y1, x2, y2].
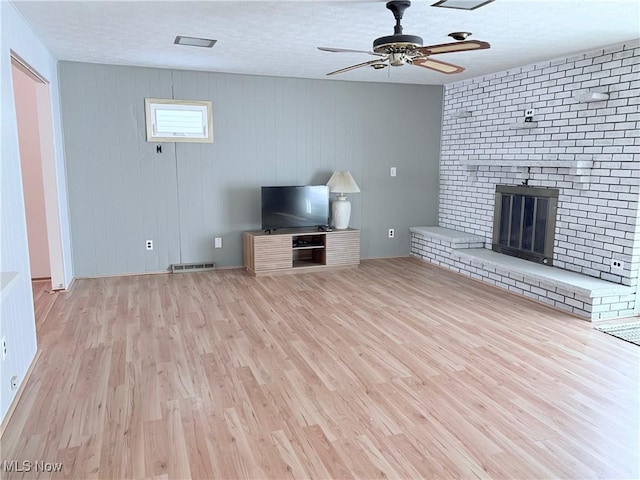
[261, 185, 330, 231]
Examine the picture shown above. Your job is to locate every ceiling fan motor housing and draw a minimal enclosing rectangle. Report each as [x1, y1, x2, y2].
[373, 35, 424, 53]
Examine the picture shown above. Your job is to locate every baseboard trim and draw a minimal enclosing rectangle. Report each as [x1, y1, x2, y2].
[51, 276, 75, 292]
[76, 270, 170, 279]
[64, 276, 76, 292]
[0, 349, 41, 439]
[76, 266, 245, 279]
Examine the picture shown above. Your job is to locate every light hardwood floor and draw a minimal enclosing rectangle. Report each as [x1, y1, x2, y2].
[2, 258, 638, 479]
[32, 279, 59, 331]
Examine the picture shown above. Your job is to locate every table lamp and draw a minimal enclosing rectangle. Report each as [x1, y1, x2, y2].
[326, 171, 360, 229]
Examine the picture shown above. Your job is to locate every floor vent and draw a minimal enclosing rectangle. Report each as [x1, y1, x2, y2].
[171, 262, 216, 273]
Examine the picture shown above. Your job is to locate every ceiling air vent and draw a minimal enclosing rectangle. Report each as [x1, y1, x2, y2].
[431, 0, 495, 10]
[174, 36, 217, 48]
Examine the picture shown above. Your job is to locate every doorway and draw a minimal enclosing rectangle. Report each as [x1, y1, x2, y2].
[11, 53, 65, 323]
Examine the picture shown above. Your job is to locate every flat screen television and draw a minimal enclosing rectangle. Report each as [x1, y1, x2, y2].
[261, 185, 330, 231]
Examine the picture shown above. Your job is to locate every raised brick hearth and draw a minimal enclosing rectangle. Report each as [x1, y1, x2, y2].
[410, 227, 635, 320]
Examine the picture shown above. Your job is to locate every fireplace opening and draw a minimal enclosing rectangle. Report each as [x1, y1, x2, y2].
[492, 185, 559, 265]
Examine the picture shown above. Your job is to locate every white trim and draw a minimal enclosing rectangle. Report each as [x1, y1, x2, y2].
[9, 51, 47, 84]
[10, 55, 68, 290]
[35, 82, 66, 290]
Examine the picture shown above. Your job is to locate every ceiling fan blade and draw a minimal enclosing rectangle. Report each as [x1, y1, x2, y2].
[318, 47, 385, 57]
[417, 40, 490, 55]
[327, 59, 387, 76]
[412, 58, 465, 74]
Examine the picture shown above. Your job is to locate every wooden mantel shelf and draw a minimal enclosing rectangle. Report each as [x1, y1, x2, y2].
[459, 157, 593, 187]
[460, 157, 593, 174]
[460, 157, 593, 169]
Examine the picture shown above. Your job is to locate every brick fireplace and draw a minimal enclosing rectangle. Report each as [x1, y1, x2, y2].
[411, 40, 640, 321]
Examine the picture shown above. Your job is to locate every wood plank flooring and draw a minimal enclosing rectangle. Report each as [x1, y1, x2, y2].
[2, 258, 638, 479]
[32, 279, 58, 331]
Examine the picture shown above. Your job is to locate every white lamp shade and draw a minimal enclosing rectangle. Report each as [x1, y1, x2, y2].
[326, 171, 360, 195]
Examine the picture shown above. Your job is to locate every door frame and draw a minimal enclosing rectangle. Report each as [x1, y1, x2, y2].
[11, 51, 66, 290]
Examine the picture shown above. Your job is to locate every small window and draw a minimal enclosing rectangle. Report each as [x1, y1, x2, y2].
[145, 98, 213, 143]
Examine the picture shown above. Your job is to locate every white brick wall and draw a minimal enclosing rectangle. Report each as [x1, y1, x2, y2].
[439, 41, 640, 289]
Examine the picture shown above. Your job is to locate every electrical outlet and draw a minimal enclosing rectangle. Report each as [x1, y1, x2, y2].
[390, 167, 397, 177]
[146, 240, 153, 251]
[1, 336, 6, 361]
[525, 108, 535, 117]
[10, 375, 18, 391]
[388, 228, 395, 239]
[611, 259, 624, 271]
[214, 237, 222, 249]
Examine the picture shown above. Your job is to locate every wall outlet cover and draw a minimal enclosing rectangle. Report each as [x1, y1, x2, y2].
[611, 259, 624, 271]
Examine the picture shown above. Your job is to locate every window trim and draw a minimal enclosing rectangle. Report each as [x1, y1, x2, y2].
[145, 98, 213, 143]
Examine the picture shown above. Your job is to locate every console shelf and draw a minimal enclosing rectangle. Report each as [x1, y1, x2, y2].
[243, 228, 360, 276]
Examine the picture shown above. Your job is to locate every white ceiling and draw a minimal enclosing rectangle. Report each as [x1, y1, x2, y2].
[12, 0, 640, 85]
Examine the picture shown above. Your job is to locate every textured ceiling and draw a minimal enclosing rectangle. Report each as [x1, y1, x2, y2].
[12, 0, 640, 85]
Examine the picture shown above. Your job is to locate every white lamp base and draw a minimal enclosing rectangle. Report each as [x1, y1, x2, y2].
[332, 195, 351, 230]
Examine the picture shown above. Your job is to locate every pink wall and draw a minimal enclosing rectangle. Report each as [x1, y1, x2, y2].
[12, 64, 51, 278]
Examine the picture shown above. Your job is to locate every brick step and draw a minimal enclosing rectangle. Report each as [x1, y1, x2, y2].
[410, 226, 636, 321]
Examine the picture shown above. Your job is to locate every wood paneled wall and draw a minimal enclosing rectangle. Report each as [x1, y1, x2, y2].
[59, 63, 443, 276]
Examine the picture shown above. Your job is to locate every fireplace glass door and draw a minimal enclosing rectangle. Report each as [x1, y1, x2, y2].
[493, 185, 558, 265]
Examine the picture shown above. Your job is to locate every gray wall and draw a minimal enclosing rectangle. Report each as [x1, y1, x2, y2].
[59, 62, 442, 276]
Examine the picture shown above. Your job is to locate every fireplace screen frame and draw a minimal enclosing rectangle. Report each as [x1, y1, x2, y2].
[492, 185, 559, 266]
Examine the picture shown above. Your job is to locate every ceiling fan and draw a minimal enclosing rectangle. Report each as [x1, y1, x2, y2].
[318, 0, 490, 76]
